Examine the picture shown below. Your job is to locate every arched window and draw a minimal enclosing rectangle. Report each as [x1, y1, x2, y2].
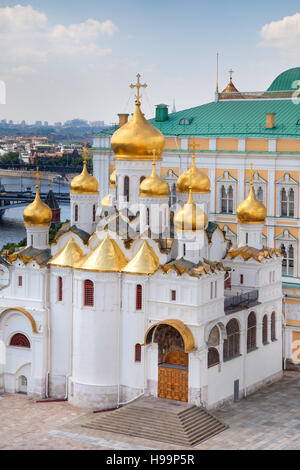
[58, 276, 63, 302]
[124, 176, 130, 202]
[247, 312, 257, 352]
[271, 312, 276, 341]
[288, 188, 295, 217]
[84, 280, 94, 307]
[262, 314, 268, 345]
[171, 183, 177, 206]
[223, 319, 240, 360]
[208, 348, 220, 368]
[281, 244, 294, 276]
[146, 208, 150, 226]
[183, 243, 186, 257]
[10, 333, 30, 348]
[256, 186, 263, 203]
[93, 204, 96, 222]
[221, 186, 233, 214]
[135, 344, 142, 362]
[280, 188, 295, 217]
[136, 284, 142, 310]
[74, 204, 78, 222]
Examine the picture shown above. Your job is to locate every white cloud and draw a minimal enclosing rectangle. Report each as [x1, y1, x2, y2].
[0, 5, 117, 61]
[10, 65, 36, 75]
[259, 13, 300, 57]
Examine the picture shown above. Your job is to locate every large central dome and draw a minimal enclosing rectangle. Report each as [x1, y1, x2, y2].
[111, 102, 165, 161]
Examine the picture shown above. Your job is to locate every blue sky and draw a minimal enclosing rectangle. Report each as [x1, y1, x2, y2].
[0, 0, 300, 123]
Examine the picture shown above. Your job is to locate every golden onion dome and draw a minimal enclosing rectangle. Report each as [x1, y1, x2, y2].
[101, 194, 113, 208]
[111, 74, 165, 161]
[177, 155, 210, 193]
[140, 161, 169, 198]
[237, 183, 266, 224]
[110, 169, 116, 188]
[24, 181, 52, 227]
[174, 189, 207, 232]
[70, 144, 99, 194]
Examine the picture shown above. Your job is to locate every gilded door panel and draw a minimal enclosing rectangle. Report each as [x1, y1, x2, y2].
[158, 366, 188, 402]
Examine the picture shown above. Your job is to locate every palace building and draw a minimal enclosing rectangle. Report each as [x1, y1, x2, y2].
[0, 75, 283, 409]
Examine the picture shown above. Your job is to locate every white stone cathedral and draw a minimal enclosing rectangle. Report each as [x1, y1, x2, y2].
[0, 80, 283, 409]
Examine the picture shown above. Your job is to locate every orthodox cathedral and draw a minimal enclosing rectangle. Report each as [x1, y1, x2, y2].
[0, 76, 283, 409]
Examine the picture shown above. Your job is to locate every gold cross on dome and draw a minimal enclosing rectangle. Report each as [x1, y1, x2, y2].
[130, 73, 147, 105]
[250, 162, 254, 186]
[36, 166, 40, 187]
[229, 69, 234, 81]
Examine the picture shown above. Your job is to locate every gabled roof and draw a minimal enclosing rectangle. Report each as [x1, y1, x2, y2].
[52, 225, 90, 245]
[161, 258, 224, 277]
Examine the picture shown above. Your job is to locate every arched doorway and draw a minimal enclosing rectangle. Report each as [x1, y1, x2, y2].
[145, 321, 195, 403]
[18, 375, 28, 394]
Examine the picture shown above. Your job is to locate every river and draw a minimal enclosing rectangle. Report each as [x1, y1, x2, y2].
[0, 176, 70, 248]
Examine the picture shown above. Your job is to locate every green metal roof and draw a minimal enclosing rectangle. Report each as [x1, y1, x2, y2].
[267, 67, 300, 92]
[147, 99, 300, 139]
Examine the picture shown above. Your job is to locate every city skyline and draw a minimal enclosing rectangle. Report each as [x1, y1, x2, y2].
[0, 1, 300, 122]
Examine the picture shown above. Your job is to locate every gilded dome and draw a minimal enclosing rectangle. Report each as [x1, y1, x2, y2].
[177, 155, 210, 193]
[174, 189, 207, 232]
[24, 184, 52, 227]
[71, 144, 99, 194]
[111, 102, 165, 161]
[101, 194, 113, 207]
[110, 169, 116, 188]
[140, 161, 169, 198]
[237, 182, 266, 224]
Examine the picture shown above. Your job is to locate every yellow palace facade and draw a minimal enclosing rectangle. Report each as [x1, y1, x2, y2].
[93, 67, 300, 367]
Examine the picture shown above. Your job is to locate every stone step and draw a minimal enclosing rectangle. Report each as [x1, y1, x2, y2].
[82, 397, 228, 447]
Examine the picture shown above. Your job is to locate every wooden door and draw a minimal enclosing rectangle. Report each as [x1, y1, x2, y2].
[158, 366, 188, 402]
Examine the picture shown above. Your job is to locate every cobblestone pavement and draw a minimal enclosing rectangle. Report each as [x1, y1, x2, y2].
[1, 372, 300, 450]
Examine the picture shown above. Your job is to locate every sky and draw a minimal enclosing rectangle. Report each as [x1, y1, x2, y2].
[1, 0, 300, 124]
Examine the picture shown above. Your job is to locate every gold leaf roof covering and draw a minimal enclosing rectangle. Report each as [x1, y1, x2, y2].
[144, 319, 196, 353]
[237, 184, 266, 224]
[177, 155, 210, 193]
[101, 193, 113, 208]
[109, 169, 116, 188]
[48, 237, 84, 268]
[139, 161, 169, 198]
[9, 247, 51, 267]
[78, 235, 128, 272]
[222, 78, 239, 94]
[70, 145, 99, 194]
[111, 102, 165, 161]
[174, 189, 207, 232]
[23, 185, 52, 227]
[122, 240, 160, 275]
[161, 258, 225, 277]
[226, 246, 281, 263]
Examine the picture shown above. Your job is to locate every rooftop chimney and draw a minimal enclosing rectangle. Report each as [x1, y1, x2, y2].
[118, 114, 129, 127]
[155, 104, 169, 122]
[266, 113, 276, 129]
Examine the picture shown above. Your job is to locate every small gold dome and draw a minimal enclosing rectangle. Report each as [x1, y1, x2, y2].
[110, 169, 116, 188]
[24, 185, 52, 227]
[111, 102, 165, 161]
[140, 161, 169, 198]
[237, 184, 266, 224]
[174, 189, 207, 232]
[101, 194, 113, 207]
[177, 155, 210, 193]
[71, 144, 99, 194]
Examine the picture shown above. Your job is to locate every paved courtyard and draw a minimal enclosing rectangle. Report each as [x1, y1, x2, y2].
[1, 371, 300, 450]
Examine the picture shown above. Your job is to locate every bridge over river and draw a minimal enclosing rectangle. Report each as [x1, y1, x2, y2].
[0, 190, 70, 215]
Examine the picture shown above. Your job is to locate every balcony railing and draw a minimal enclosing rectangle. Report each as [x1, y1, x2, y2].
[224, 289, 259, 314]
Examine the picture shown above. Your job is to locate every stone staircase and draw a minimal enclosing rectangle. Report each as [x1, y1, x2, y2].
[82, 397, 228, 447]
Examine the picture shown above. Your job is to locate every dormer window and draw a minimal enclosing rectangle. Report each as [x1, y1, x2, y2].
[297, 119, 300, 125]
[179, 118, 190, 125]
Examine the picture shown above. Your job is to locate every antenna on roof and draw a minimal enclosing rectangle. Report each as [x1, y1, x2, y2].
[216, 52, 219, 93]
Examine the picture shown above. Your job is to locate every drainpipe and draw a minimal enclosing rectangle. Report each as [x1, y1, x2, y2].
[117, 273, 122, 407]
[64, 268, 74, 400]
[45, 269, 51, 398]
[282, 295, 287, 370]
